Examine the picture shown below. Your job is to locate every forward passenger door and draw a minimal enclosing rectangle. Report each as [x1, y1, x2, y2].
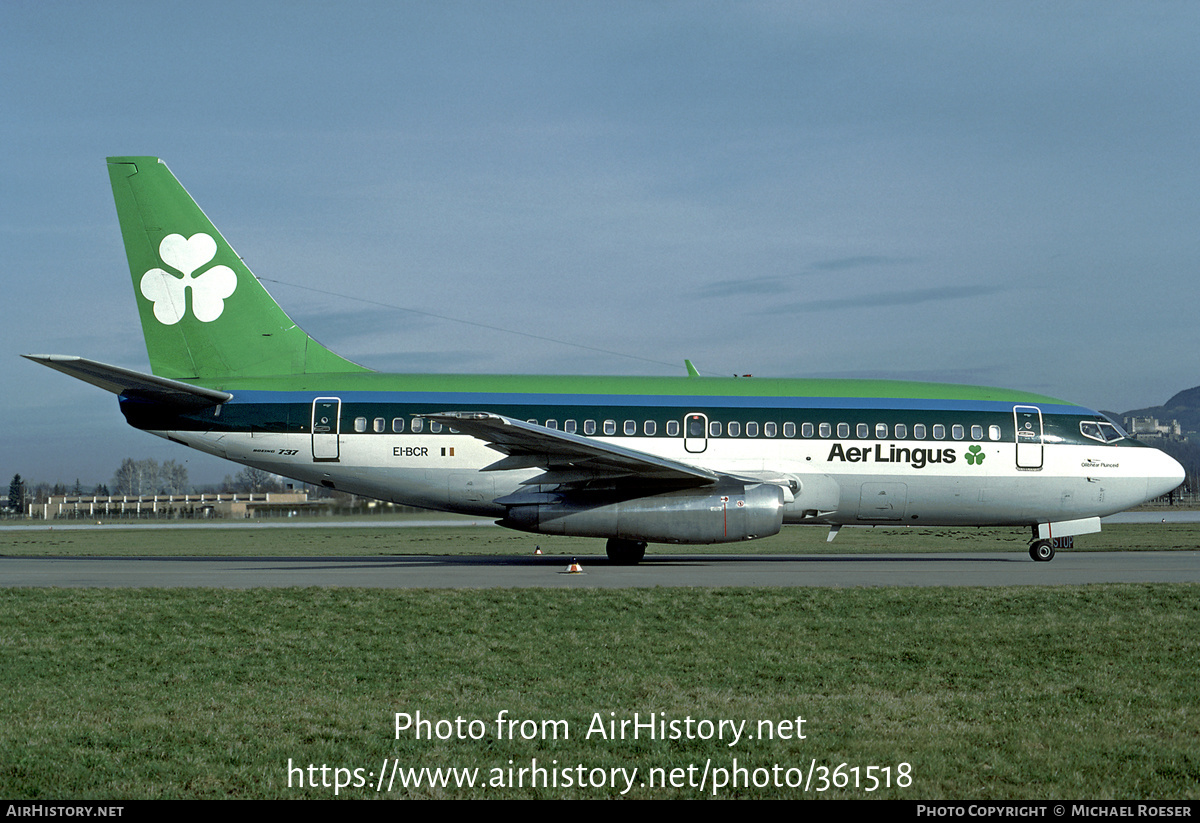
[1014, 405, 1043, 470]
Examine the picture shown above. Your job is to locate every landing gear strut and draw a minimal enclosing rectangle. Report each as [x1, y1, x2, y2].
[606, 538, 647, 565]
[1029, 540, 1055, 562]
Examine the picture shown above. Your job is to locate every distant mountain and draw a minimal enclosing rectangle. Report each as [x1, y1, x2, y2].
[1119, 385, 1200, 492]
[1123, 385, 1200, 436]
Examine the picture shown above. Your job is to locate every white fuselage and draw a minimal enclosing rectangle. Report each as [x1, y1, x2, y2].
[156, 418, 1182, 532]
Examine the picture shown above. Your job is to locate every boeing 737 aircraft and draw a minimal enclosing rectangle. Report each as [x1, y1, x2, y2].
[25, 157, 1185, 563]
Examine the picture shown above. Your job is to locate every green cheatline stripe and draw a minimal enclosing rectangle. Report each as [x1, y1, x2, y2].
[194, 372, 1072, 405]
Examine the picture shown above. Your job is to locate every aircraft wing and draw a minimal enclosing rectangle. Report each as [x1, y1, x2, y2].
[23, 354, 232, 410]
[419, 411, 720, 488]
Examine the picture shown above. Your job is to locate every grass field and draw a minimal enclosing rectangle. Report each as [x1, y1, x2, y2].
[1, 523, 1198, 799]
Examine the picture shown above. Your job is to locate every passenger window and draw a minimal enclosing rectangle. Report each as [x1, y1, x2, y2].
[727, 421, 741, 437]
[895, 423, 907, 439]
[603, 420, 616, 435]
[876, 423, 888, 439]
[411, 418, 424, 433]
[783, 422, 796, 437]
[624, 420, 636, 435]
[584, 420, 596, 435]
[971, 424, 983, 440]
[354, 417, 367, 433]
[374, 418, 386, 433]
[933, 424, 945, 440]
[989, 424, 1001, 441]
[803, 422, 815, 438]
[392, 418, 405, 433]
[746, 422, 759, 437]
[951, 424, 964, 440]
[666, 420, 679, 436]
[837, 423, 849, 438]
[819, 422, 831, 438]
[709, 421, 723, 437]
[430, 421, 443, 433]
[564, 420, 577, 434]
[545, 419, 558, 430]
[687, 416, 705, 437]
[764, 422, 777, 438]
[857, 423, 869, 438]
[644, 420, 656, 436]
[913, 424, 926, 439]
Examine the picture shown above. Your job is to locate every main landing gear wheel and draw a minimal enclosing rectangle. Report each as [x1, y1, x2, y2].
[1029, 540, 1055, 562]
[606, 538, 647, 565]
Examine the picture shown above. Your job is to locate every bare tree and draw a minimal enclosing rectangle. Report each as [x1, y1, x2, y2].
[235, 466, 280, 493]
[112, 458, 160, 496]
[158, 460, 189, 494]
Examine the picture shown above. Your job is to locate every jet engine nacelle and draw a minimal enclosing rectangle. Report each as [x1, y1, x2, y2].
[500, 483, 785, 544]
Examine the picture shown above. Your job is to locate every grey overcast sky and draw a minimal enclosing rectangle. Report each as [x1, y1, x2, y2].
[3, 1, 1198, 486]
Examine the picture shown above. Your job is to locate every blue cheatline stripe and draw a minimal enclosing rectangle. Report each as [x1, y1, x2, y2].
[225, 390, 1092, 415]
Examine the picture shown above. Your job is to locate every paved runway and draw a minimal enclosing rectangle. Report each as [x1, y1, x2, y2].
[3, 551, 1197, 588]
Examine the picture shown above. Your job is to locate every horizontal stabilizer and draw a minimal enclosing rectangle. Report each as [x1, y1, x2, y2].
[23, 355, 232, 410]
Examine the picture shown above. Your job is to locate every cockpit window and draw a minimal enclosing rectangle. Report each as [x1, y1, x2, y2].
[1080, 420, 1125, 443]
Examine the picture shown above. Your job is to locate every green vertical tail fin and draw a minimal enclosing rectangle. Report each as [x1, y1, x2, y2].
[106, 156, 369, 381]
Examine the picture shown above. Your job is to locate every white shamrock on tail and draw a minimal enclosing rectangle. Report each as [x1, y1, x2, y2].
[139, 233, 237, 324]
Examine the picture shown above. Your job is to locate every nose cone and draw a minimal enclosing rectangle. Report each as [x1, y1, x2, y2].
[1147, 449, 1186, 500]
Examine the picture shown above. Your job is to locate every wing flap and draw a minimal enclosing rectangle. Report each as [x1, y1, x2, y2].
[420, 411, 719, 487]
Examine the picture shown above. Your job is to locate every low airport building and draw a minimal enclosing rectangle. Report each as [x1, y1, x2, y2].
[28, 491, 315, 520]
